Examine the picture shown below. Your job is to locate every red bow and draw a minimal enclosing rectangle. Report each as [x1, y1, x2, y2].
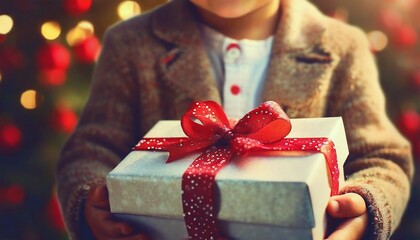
[134, 101, 339, 240]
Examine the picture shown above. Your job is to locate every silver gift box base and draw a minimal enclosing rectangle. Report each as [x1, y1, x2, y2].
[113, 213, 327, 240]
[108, 118, 348, 240]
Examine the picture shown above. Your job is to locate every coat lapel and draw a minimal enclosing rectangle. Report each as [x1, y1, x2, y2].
[151, 0, 221, 104]
[263, 0, 340, 117]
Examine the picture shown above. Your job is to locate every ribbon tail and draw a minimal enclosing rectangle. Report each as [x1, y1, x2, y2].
[318, 140, 339, 196]
[182, 146, 233, 240]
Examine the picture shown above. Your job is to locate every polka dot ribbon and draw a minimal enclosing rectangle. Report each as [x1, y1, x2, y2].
[134, 101, 339, 240]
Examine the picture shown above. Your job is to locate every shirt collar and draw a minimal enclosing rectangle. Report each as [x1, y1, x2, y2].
[199, 24, 274, 62]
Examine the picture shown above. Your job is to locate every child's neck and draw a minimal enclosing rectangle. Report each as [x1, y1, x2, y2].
[196, 1, 281, 40]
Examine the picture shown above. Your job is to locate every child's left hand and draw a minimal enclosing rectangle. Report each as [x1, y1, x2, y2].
[325, 193, 368, 240]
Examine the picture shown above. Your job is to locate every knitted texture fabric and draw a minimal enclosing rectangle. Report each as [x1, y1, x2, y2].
[56, 0, 414, 239]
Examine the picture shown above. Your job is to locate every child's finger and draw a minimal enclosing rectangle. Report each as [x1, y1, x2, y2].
[327, 193, 366, 218]
[86, 196, 132, 237]
[87, 184, 110, 209]
[85, 184, 150, 239]
[97, 218, 134, 237]
[325, 213, 368, 240]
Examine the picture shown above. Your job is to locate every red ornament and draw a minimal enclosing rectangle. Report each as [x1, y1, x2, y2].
[2, 184, 25, 205]
[378, 9, 401, 30]
[397, 110, 420, 142]
[47, 194, 66, 231]
[0, 123, 22, 150]
[73, 35, 101, 64]
[51, 107, 78, 133]
[392, 24, 418, 48]
[39, 68, 67, 86]
[64, 0, 92, 16]
[36, 43, 71, 86]
[0, 47, 25, 74]
[36, 43, 71, 71]
[409, 71, 420, 91]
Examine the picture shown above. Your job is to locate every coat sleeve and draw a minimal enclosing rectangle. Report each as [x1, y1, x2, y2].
[55, 25, 140, 239]
[327, 26, 414, 240]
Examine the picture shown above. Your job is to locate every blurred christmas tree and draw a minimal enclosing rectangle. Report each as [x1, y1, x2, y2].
[0, 0, 165, 239]
[0, 0, 419, 239]
[316, 1, 420, 239]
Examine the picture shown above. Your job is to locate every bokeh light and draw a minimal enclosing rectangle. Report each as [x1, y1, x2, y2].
[117, 1, 141, 20]
[66, 20, 94, 46]
[77, 20, 94, 34]
[0, 15, 13, 34]
[0, 124, 22, 149]
[20, 89, 38, 110]
[368, 30, 389, 52]
[41, 21, 61, 40]
[4, 184, 25, 205]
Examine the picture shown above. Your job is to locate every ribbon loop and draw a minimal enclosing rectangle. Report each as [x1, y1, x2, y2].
[233, 101, 291, 143]
[181, 101, 230, 141]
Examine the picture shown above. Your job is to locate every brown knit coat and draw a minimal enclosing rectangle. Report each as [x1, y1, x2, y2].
[56, 0, 414, 239]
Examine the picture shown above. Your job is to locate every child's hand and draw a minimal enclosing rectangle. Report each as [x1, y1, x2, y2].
[85, 184, 150, 240]
[325, 193, 368, 240]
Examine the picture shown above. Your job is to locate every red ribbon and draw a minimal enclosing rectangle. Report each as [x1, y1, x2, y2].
[134, 101, 339, 240]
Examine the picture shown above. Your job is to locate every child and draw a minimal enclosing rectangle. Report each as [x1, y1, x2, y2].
[56, 0, 414, 239]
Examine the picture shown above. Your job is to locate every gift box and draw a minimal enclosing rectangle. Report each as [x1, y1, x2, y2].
[107, 106, 349, 240]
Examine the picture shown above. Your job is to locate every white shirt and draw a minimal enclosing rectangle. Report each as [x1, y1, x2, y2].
[200, 25, 274, 119]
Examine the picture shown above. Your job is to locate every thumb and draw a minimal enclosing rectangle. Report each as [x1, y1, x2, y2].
[327, 193, 366, 219]
[87, 184, 110, 209]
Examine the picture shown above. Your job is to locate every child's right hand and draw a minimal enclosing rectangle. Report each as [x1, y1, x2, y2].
[325, 193, 368, 240]
[85, 184, 150, 240]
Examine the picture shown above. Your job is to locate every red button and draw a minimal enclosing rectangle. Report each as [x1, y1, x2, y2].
[225, 43, 241, 63]
[230, 85, 241, 95]
[226, 43, 240, 51]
